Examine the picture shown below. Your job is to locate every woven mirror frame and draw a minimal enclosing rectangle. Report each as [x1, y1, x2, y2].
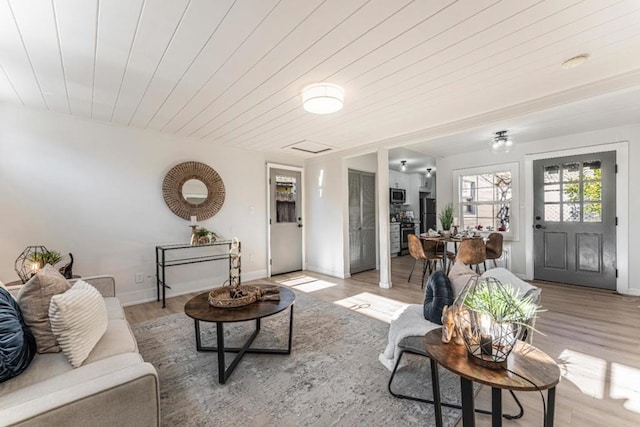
[162, 161, 225, 220]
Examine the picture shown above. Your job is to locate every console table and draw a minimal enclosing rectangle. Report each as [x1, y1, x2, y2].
[155, 240, 240, 308]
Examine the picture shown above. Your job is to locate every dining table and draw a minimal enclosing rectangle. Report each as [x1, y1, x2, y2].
[420, 233, 487, 272]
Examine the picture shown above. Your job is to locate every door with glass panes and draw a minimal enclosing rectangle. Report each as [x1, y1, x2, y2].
[269, 169, 302, 275]
[533, 151, 616, 289]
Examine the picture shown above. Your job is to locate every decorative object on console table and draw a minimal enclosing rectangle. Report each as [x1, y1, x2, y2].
[192, 227, 219, 245]
[453, 276, 540, 369]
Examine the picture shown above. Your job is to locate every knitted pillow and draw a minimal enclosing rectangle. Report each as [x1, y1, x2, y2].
[423, 271, 454, 324]
[0, 287, 36, 383]
[17, 264, 71, 353]
[49, 280, 108, 368]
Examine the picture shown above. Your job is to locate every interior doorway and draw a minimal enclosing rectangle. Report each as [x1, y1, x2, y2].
[268, 166, 303, 276]
[348, 169, 376, 274]
[533, 151, 616, 289]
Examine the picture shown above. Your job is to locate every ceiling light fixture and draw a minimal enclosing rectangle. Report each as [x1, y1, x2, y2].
[426, 168, 432, 178]
[490, 130, 513, 152]
[561, 54, 589, 70]
[302, 83, 344, 114]
[401, 160, 407, 171]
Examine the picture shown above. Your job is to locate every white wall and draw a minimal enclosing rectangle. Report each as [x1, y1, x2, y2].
[304, 156, 346, 277]
[435, 124, 639, 294]
[0, 105, 290, 304]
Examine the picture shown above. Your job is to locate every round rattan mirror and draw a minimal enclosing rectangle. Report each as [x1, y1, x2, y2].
[162, 161, 225, 220]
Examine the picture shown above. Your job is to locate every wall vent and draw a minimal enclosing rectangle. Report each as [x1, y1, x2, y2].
[283, 140, 334, 155]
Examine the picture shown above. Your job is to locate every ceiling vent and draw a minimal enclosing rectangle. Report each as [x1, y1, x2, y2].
[283, 140, 334, 155]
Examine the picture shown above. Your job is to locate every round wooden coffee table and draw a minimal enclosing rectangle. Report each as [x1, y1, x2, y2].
[423, 328, 560, 427]
[184, 286, 295, 384]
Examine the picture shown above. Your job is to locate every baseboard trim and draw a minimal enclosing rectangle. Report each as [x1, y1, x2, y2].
[305, 265, 348, 279]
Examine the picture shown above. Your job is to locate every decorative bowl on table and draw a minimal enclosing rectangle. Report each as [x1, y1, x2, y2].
[208, 285, 260, 308]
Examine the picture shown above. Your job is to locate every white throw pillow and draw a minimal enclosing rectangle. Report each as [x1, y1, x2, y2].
[448, 261, 479, 297]
[49, 280, 108, 368]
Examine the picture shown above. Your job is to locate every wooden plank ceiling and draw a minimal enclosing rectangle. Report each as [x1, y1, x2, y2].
[1, 0, 640, 158]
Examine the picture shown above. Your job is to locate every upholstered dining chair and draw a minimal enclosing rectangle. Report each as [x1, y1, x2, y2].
[454, 238, 486, 274]
[407, 234, 440, 288]
[484, 232, 504, 270]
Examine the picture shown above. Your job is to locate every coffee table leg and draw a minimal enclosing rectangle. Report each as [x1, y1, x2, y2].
[194, 319, 202, 350]
[546, 387, 556, 427]
[492, 387, 502, 427]
[215, 322, 227, 384]
[429, 359, 443, 427]
[287, 304, 294, 353]
[461, 377, 476, 426]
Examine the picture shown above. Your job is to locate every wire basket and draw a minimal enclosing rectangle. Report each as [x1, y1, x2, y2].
[208, 285, 260, 308]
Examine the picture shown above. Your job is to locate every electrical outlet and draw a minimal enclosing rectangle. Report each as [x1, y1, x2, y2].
[135, 273, 144, 283]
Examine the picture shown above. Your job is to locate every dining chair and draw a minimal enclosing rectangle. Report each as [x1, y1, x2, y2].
[426, 239, 455, 272]
[407, 234, 439, 289]
[454, 238, 486, 274]
[484, 232, 504, 270]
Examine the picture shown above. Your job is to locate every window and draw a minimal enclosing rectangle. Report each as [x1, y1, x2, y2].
[275, 175, 297, 223]
[543, 160, 602, 223]
[453, 162, 519, 240]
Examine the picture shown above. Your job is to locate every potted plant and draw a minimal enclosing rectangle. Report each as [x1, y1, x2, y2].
[454, 276, 542, 369]
[193, 227, 219, 245]
[439, 202, 454, 235]
[28, 249, 63, 271]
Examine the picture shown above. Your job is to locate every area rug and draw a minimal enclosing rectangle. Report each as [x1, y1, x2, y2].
[132, 291, 467, 426]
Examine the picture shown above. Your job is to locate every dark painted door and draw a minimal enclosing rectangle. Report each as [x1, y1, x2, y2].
[533, 151, 616, 289]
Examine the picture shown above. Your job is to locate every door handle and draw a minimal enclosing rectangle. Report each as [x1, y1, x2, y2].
[298, 224, 303, 228]
[534, 224, 545, 229]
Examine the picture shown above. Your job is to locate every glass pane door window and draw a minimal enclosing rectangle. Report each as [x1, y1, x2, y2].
[543, 160, 602, 223]
[275, 175, 297, 223]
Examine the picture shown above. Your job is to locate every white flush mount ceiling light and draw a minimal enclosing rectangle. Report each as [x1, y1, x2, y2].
[426, 168, 432, 178]
[490, 130, 513, 152]
[401, 160, 407, 171]
[302, 83, 344, 114]
[562, 54, 589, 70]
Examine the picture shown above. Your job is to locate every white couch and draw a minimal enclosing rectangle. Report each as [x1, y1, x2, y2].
[0, 276, 160, 427]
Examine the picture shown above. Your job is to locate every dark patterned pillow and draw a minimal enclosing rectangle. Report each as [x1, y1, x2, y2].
[423, 271, 454, 324]
[1, 287, 36, 383]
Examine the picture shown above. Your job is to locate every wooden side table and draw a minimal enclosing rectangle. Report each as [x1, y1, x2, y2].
[423, 328, 561, 427]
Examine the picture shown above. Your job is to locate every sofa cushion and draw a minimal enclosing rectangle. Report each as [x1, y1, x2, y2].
[17, 265, 71, 353]
[0, 352, 144, 409]
[448, 261, 479, 296]
[105, 297, 125, 320]
[423, 271, 454, 324]
[49, 281, 108, 368]
[0, 288, 36, 383]
[83, 319, 138, 365]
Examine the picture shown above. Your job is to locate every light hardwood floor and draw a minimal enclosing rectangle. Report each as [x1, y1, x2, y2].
[124, 256, 640, 427]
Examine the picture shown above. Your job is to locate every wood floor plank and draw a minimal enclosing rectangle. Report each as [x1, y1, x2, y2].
[124, 256, 640, 427]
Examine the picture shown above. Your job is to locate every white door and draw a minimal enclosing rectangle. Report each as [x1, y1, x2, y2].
[269, 168, 303, 275]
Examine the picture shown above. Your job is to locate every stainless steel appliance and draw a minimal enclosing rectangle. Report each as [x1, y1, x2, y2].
[390, 188, 406, 204]
[400, 222, 416, 253]
[420, 196, 436, 233]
